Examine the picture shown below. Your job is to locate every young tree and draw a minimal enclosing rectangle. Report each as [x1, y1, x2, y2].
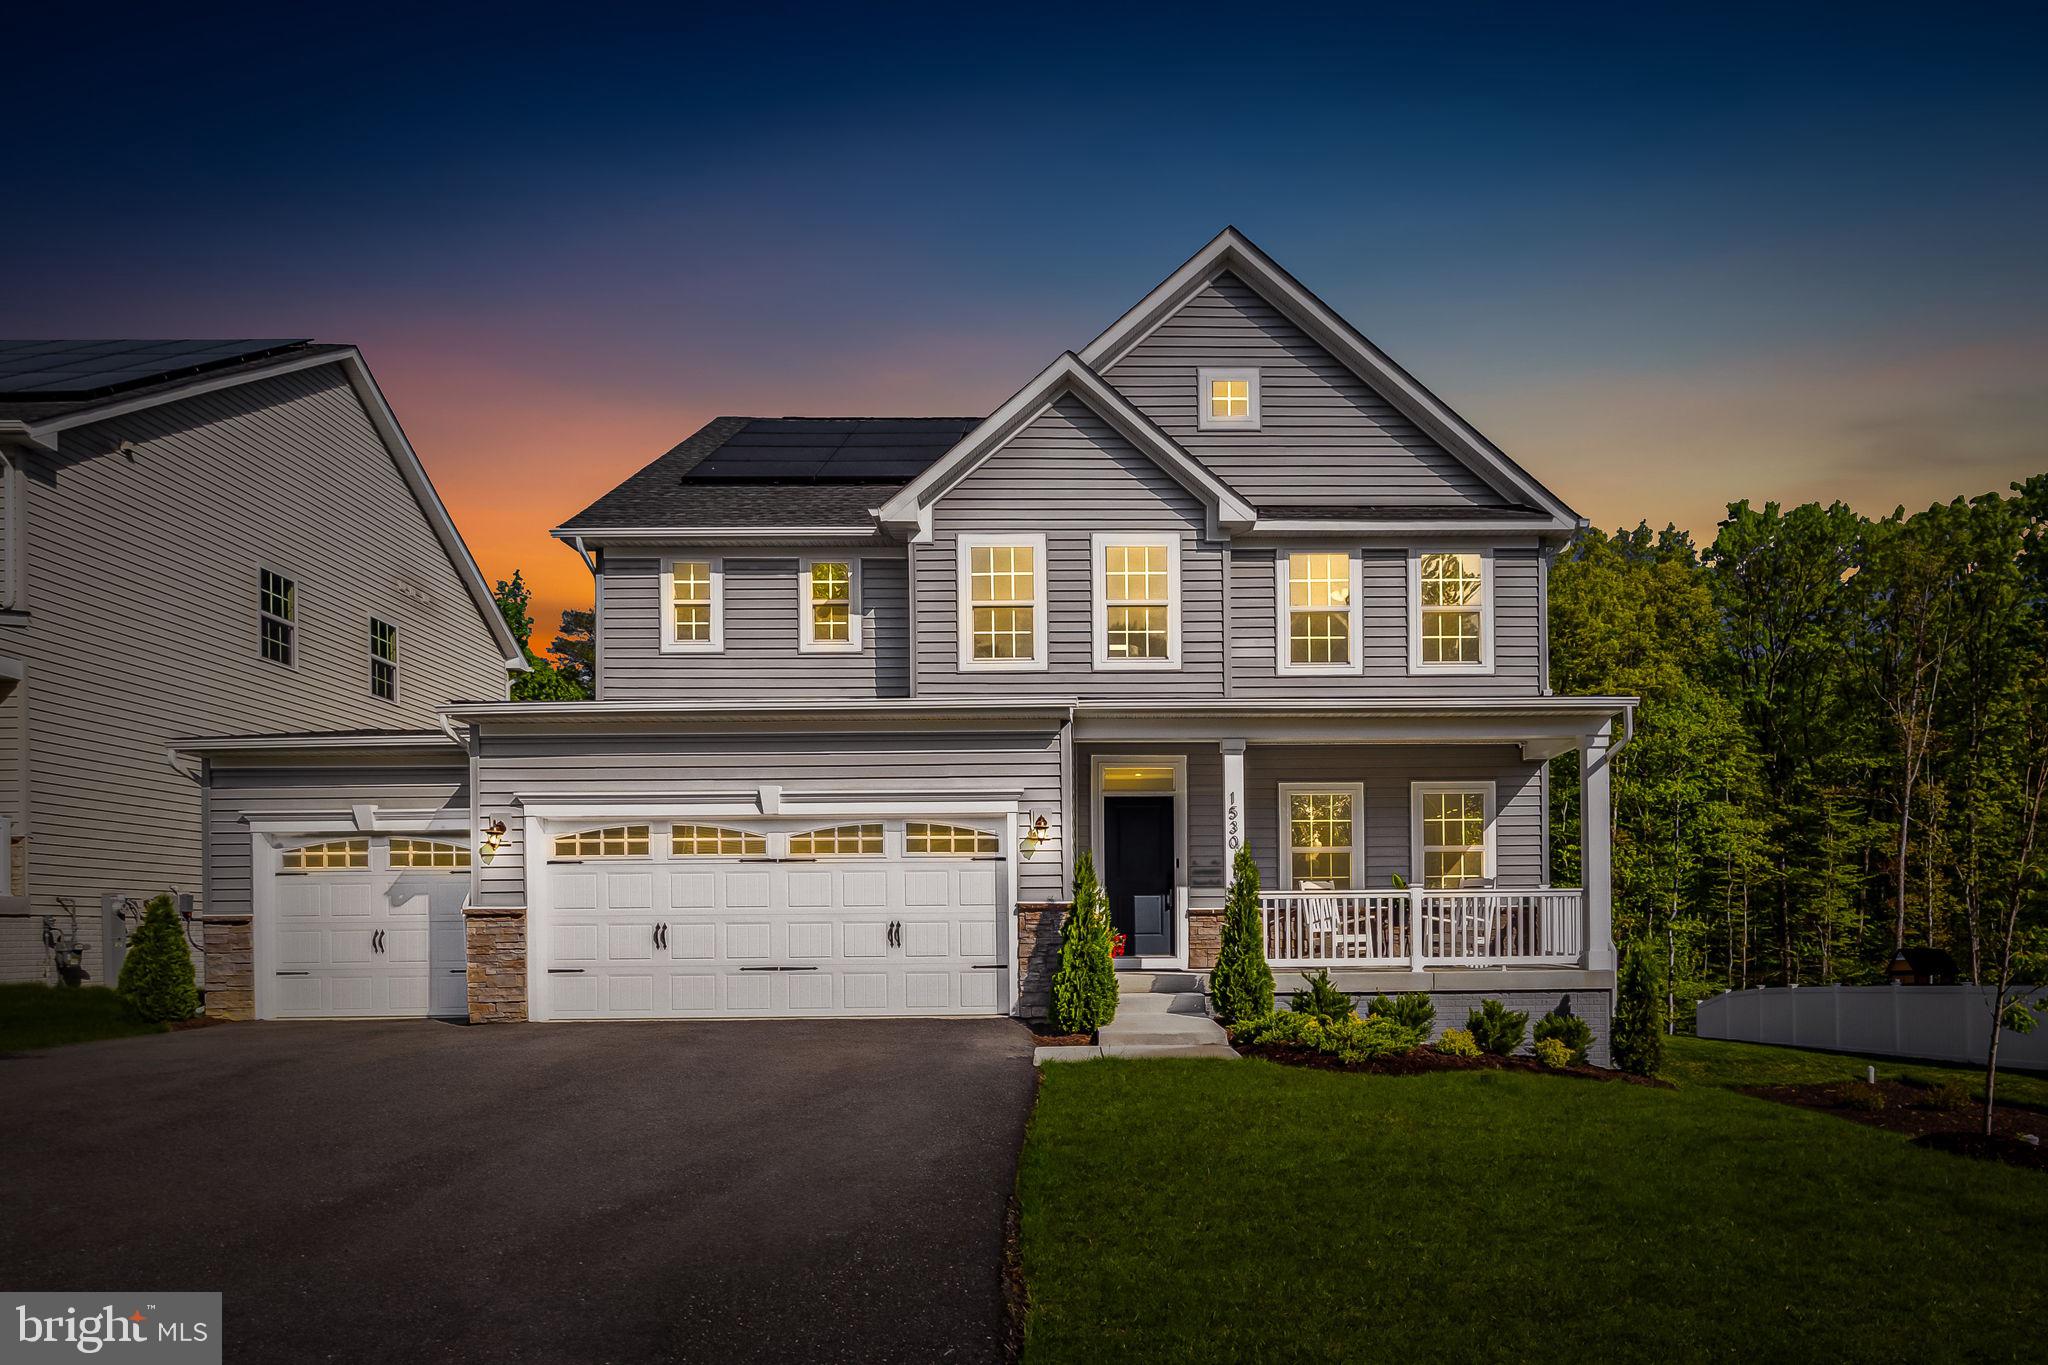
[1210, 845, 1274, 1025]
[1050, 851, 1117, 1033]
[550, 609, 596, 693]
[117, 894, 199, 1022]
[493, 572, 592, 701]
[1973, 663, 2048, 1135]
[1612, 940, 1663, 1075]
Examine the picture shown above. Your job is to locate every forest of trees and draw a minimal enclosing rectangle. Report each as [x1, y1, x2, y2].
[1549, 476, 2048, 1028]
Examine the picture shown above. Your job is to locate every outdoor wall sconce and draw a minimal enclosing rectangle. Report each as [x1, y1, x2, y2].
[1022, 814, 1050, 857]
[479, 818, 507, 864]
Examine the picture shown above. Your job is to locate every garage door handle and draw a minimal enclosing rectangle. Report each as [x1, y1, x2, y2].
[547, 968, 585, 974]
[276, 971, 310, 976]
[372, 929, 385, 954]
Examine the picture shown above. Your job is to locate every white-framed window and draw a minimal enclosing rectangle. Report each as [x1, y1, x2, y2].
[1411, 782, 1496, 888]
[369, 617, 399, 702]
[905, 822, 999, 856]
[260, 567, 296, 667]
[798, 557, 862, 653]
[1410, 550, 1493, 673]
[788, 823, 884, 857]
[1091, 533, 1181, 669]
[957, 533, 1047, 671]
[661, 557, 722, 653]
[281, 838, 368, 871]
[1278, 784, 1363, 891]
[552, 825, 651, 860]
[1198, 367, 1260, 431]
[671, 824, 768, 856]
[1275, 549, 1361, 674]
[389, 837, 470, 870]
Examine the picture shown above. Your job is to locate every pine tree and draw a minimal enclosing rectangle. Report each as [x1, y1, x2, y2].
[1209, 845, 1273, 1025]
[1050, 851, 1118, 1033]
[1613, 940, 1663, 1075]
[117, 893, 199, 1023]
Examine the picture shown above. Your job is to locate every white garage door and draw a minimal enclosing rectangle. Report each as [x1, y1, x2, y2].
[539, 817, 1010, 1019]
[268, 836, 470, 1019]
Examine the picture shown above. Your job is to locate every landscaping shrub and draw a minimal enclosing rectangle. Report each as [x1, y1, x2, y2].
[1842, 1084, 1886, 1112]
[1612, 940, 1663, 1075]
[116, 894, 198, 1023]
[1051, 852, 1117, 1034]
[1533, 1011, 1594, 1066]
[1466, 999, 1528, 1056]
[1290, 969, 1355, 1024]
[1366, 991, 1436, 1034]
[1210, 845, 1273, 1026]
[1922, 1079, 1971, 1112]
[1434, 1026, 1481, 1058]
[1534, 1037, 1573, 1069]
[1237, 1010, 1425, 1063]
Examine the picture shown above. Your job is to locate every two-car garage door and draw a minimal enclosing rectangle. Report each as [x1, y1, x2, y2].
[537, 816, 1011, 1019]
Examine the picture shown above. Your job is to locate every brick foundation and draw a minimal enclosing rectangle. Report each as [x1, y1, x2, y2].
[1015, 902, 1071, 1023]
[201, 916, 253, 1021]
[464, 907, 528, 1023]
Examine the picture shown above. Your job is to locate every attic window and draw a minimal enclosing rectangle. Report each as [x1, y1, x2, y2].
[1198, 368, 1260, 431]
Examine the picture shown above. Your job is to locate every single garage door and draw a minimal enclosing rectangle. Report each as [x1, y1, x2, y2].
[268, 835, 470, 1018]
[539, 817, 1010, 1019]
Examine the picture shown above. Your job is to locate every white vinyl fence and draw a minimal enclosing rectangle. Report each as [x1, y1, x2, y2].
[1697, 984, 2048, 1073]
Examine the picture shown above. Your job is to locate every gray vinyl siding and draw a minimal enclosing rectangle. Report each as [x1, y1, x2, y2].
[1245, 744, 1546, 890]
[1229, 544, 1545, 699]
[597, 553, 909, 701]
[917, 396, 1227, 698]
[201, 761, 471, 921]
[0, 363, 510, 982]
[1104, 271, 1511, 510]
[473, 726, 1068, 907]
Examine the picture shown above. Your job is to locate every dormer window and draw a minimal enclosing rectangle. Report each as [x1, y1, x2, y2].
[1198, 368, 1260, 431]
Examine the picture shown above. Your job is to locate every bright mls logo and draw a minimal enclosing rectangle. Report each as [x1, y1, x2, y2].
[5, 1294, 219, 1362]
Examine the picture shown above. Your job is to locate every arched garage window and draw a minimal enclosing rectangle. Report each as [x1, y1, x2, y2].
[282, 839, 369, 871]
[552, 825, 650, 859]
[390, 838, 471, 869]
[671, 825, 767, 856]
[905, 823, 997, 856]
[788, 824, 883, 856]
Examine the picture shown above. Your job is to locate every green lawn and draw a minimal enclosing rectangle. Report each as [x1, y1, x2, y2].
[0, 984, 165, 1051]
[1018, 1055, 2045, 1362]
[1662, 1033, 2048, 1107]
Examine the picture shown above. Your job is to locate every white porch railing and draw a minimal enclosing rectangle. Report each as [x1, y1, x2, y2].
[1260, 888, 1585, 969]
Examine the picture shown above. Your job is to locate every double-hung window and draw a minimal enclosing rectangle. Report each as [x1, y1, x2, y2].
[799, 557, 861, 652]
[259, 568, 296, 667]
[662, 557, 722, 652]
[958, 533, 1046, 670]
[1280, 784, 1362, 890]
[1411, 550, 1492, 672]
[1277, 550, 1359, 673]
[369, 618, 398, 701]
[1413, 783, 1494, 888]
[1092, 533, 1180, 668]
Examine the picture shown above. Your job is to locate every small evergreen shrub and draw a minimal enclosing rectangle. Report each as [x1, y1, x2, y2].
[1466, 999, 1529, 1056]
[1434, 1026, 1481, 1058]
[1366, 992, 1436, 1034]
[1534, 1037, 1573, 1069]
[116, 894, 199, 1023]
[1532, 1011, 1594, 1066]
[1842, 1084, 1886, 1113]
[1922, 1080, 1970, 1112]
[1289, 969, 1356, 1024]
[1210, 845, 1273, 1026]
[1612, 940, 1663, 1075]
[1236, 1011, 1426, 1062]
[1050, 852, 1117, 1034]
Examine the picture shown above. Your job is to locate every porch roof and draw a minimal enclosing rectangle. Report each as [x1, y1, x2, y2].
[1070, 696, 1634, 758]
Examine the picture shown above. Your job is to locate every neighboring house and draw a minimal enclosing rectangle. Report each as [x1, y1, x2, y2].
[179, 231, 1634, 1060]
[0, 340, 523, 990]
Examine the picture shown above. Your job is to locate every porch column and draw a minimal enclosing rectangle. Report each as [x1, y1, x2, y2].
[1580, 721, 1617, 971]
[1220, 739, 1246, 883]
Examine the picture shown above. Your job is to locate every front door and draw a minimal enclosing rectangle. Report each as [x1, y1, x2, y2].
[1104, 795, 1175, 957]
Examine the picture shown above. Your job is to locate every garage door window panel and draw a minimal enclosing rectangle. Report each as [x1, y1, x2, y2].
[282, 838, 370, 871]
[389, 837, 470, 869]
[788, 824, 884, 857]
[672, 824, 768, 856]
[905, 822, 998, 856]
[552, 825, 651, 860]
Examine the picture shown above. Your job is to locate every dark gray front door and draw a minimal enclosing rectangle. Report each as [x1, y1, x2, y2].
[1104, 796, 1174, 956]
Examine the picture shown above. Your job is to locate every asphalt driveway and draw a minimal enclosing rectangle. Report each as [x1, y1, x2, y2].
[0, 1018, 1038, 1363]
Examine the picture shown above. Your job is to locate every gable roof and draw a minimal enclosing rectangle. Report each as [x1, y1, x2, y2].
[0, 342, 527, 671]
[1078, 227, 1581, 532]
[875, 353, 1256, 537]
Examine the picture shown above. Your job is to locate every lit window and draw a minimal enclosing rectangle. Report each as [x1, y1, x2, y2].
[671, 824, 767, 856]
[1284, 788, 1357, 890]
[1283, 552, 1355, 669]
[800, 558, 860, 651]
[389, 837, 470, 869]
[1418, 787, 1490, 888]
[1095, 536, 1178, 667]
[1198, 368, 1260, 430]
[1416, 552, 1487, 668]
[552, 825, 650, 859]
[788, 824, 884, 856]
[282, 838, 368, 871]
[960, 535, 1044, 668]
[665, 558, 721, 651]
[370, 618, 398, 701]
[260, 569, 295, 666]
[906, 822, 998, 855]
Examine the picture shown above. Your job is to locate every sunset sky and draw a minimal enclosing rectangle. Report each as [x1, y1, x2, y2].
[7, 4, 2043, 642]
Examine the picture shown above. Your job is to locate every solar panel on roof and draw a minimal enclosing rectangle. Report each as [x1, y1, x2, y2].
[680, 416, 980, 482]
[0, 339, 309, 397]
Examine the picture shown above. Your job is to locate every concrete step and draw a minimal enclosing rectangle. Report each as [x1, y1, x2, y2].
[1116, 971, 1204, 994]
[1099, 1043, 1241, 1060]
[1035, 1045, 1102, 1064]
[1097, 1011, 1230, 1048]
[1114, 991, 1211, 1017]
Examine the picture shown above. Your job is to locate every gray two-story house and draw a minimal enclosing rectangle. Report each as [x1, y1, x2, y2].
[181, 231, 1632, 1057]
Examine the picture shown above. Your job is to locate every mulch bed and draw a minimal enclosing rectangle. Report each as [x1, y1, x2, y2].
[1022, 1022, 1094, 1047]
[1236, 1041, 1672, 1088]
[1741, 1080, 2048, 1171]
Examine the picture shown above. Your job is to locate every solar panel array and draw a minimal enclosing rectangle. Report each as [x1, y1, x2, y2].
[685, 417, 980, 481]
[0, 340, 310, 397]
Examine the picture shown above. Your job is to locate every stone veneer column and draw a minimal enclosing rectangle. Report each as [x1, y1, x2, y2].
[201, 916, 253, 1020]
[1014, 902, 1072, 1022]
[464, 907, 528, 1023]
[1185, 907, 1224, 970]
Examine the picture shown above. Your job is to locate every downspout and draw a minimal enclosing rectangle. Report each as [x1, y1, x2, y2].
[568, 535, 600, 700]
